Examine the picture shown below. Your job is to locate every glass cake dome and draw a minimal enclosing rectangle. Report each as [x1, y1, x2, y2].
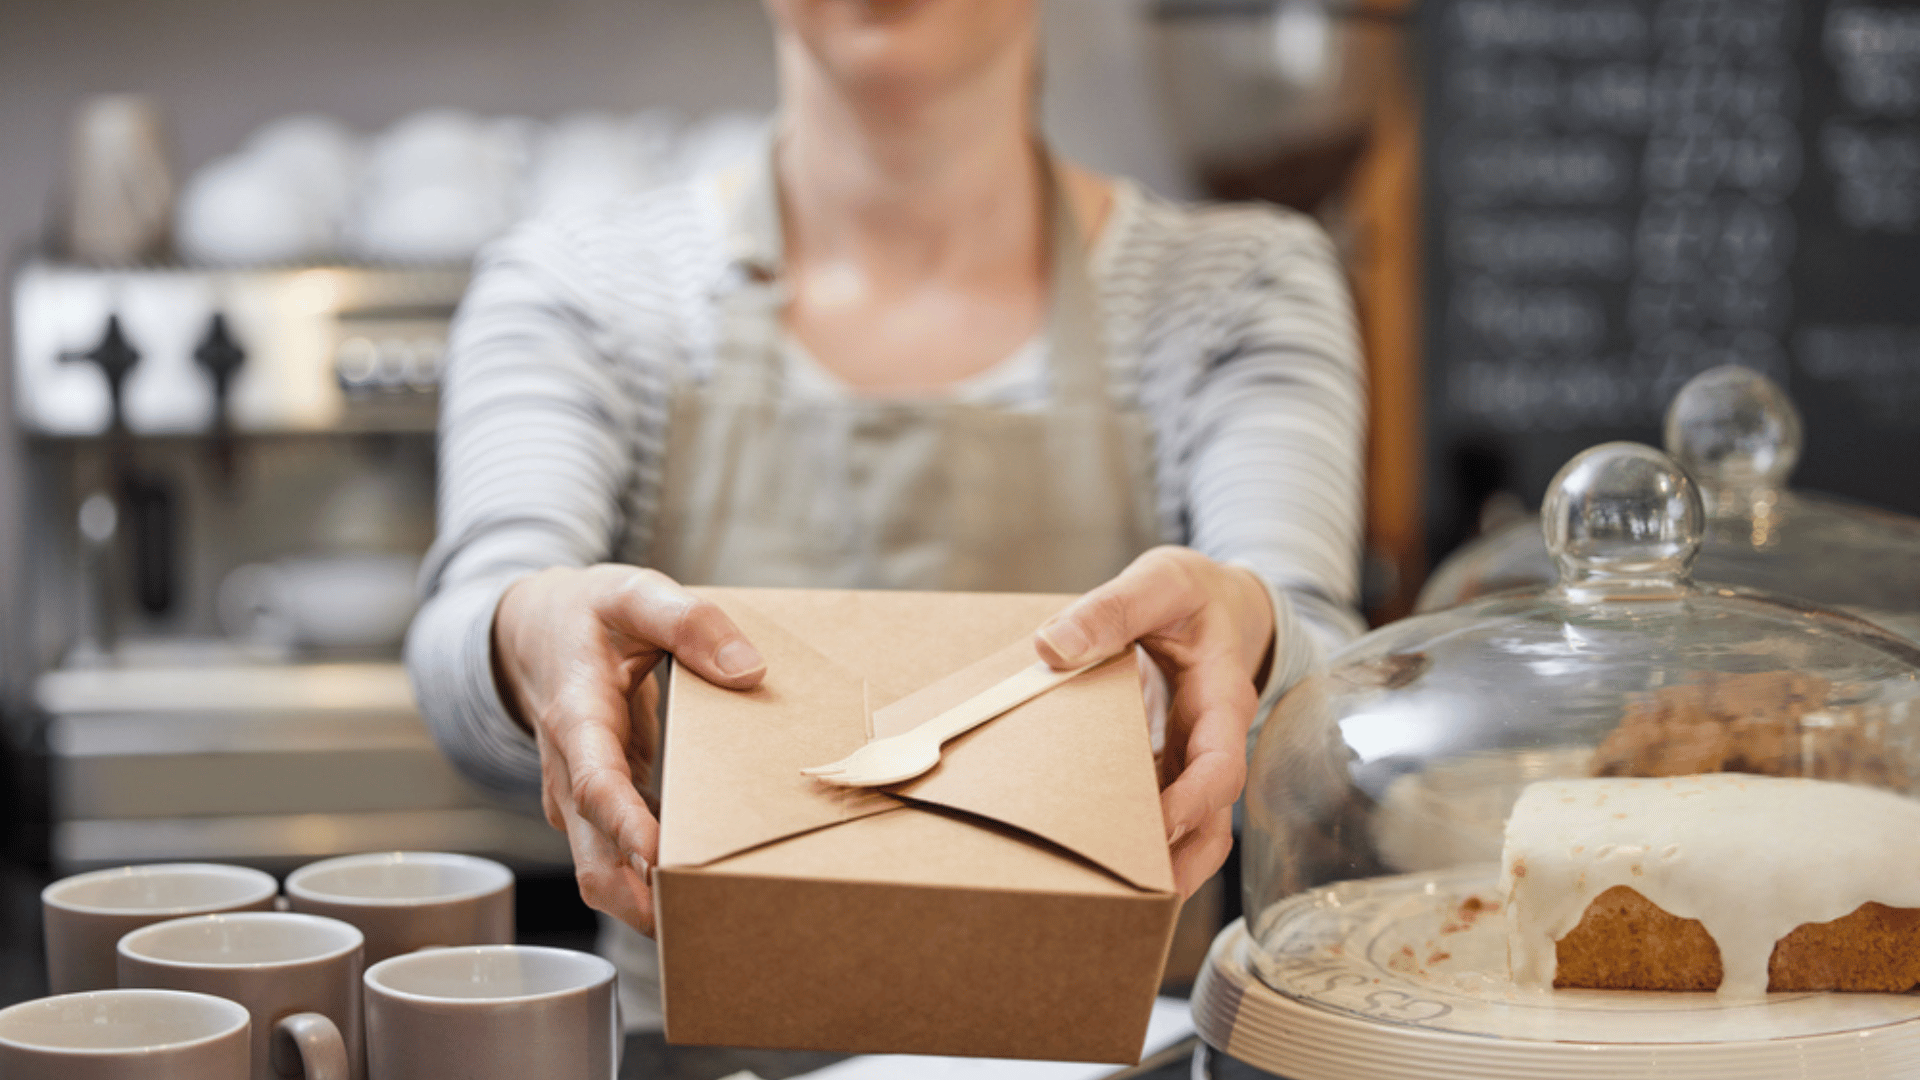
[1201, 441, 1920, 1080]
[1242, 441, 1920, 965]
[1417, 366, 1920, 644]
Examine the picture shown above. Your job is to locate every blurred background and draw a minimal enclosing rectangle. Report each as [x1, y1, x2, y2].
[2, 0, 1917, 1023]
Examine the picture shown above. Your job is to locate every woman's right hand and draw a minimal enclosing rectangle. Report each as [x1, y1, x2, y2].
[491, 565, 767, 934]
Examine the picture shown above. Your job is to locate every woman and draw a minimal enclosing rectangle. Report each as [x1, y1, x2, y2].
[408, 0, 1364, 965]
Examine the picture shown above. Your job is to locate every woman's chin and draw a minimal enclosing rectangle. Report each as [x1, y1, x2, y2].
[776, 0, 1036, 101]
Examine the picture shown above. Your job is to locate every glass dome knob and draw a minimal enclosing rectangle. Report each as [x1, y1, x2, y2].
[1543, 442, 1704, 595]
[1663, 365, 1803, 494]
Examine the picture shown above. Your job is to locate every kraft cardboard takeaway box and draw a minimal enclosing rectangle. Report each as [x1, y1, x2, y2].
[654, 587, 1181, 1063]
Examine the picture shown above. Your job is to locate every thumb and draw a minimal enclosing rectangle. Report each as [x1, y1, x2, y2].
[1035, 611, 1104, 669]
[1035, 583, 1142, 670]
[597, 569, 767, 690]
[1034, 548, 1203, 669]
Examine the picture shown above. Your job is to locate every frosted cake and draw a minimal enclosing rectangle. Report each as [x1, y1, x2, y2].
[1501, 774, 1920, 998]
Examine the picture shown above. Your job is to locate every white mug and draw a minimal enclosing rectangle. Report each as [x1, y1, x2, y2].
[0, 989, 250, 1079]
[118, 912, 364, 1080]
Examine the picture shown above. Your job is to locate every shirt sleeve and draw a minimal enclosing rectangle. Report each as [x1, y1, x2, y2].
[1151, 206, 1369, 729]
[404, 213, 645, 807]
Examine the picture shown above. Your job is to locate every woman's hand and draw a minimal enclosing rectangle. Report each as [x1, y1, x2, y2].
[1033, 546, 1275, 898]
[492, 565, 767, 934]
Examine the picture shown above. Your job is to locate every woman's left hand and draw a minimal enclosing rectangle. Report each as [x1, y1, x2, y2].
[1033, 546, 1275, 899]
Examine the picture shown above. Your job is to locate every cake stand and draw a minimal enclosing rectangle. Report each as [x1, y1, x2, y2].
[1191, 867, 1920, 1080]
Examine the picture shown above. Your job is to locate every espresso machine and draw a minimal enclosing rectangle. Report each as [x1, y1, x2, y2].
[9, 261, 567, 873]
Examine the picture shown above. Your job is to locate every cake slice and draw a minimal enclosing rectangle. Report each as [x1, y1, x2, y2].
[1501, 774, 1920, 998]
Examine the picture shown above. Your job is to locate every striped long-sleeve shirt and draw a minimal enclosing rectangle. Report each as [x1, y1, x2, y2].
[405, 175, 1369, 804]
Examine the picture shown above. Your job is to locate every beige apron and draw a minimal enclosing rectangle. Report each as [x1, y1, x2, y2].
[605, 140, 1163, 1028]
[638, 141, 1162, 592]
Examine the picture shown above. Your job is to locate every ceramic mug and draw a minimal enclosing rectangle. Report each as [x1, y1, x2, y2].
[364, 946, 619, 1080]
[0, 988, 250, 1080]
[285, 851, 514, 967]
[42, 862, 279, 993]
[118, 912, 364, 1080]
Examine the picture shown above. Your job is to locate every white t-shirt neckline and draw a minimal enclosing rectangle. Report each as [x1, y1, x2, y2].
[775, 178, 1142, 404]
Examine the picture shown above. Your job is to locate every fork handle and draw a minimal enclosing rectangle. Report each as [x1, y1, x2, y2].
[919, 657, 1108, 747]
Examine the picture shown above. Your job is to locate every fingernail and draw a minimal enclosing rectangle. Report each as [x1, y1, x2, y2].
[1167, 821, 1189, 848]
[629, 852, 651, 878]
[1039, 620, 1092, 665]
[715, 639, 765, 678]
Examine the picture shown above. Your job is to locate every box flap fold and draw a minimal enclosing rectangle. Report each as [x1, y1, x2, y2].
[880, 641, 1175, 895]
[663, 589, 1174, 898]
[658, 595, 897, 869]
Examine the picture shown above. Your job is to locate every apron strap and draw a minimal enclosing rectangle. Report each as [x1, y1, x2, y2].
[1036, 150, 1110, 407]
[710, 129, 788, 399]
[713, 132, 1110, 406]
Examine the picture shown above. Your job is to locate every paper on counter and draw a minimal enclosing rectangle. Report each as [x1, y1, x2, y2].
[792, 998, 1195, 1080]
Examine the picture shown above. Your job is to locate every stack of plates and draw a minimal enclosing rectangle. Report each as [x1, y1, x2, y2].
[1191, 867, 1920, 1079]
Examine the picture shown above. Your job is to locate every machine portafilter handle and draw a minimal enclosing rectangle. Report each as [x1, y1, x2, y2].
[61, 314, 178, 616]
[193, 312, 245, 488]
[61, 313, 138, 437]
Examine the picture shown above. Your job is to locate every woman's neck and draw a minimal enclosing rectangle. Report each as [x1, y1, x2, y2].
[775, 33, 1044, 286]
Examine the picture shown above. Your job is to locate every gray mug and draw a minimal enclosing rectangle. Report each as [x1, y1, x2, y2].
[286, 851, 514, 968]
[118, 911, 364, 1080]
[364, 945, 619, 1080]
[0, 988, 250, 1080]
[42, 862, 279, 993]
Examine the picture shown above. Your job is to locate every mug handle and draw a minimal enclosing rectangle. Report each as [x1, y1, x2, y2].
[271, 1011, 350, 1080]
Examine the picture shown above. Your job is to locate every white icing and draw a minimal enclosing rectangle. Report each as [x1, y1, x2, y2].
[1500, 773, 1920, 1000]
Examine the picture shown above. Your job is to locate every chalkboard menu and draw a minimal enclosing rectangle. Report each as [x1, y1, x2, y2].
[1422, 0, 1920, 555]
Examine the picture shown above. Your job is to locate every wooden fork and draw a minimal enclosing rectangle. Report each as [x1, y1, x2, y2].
[800, 657, 1108, 788]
